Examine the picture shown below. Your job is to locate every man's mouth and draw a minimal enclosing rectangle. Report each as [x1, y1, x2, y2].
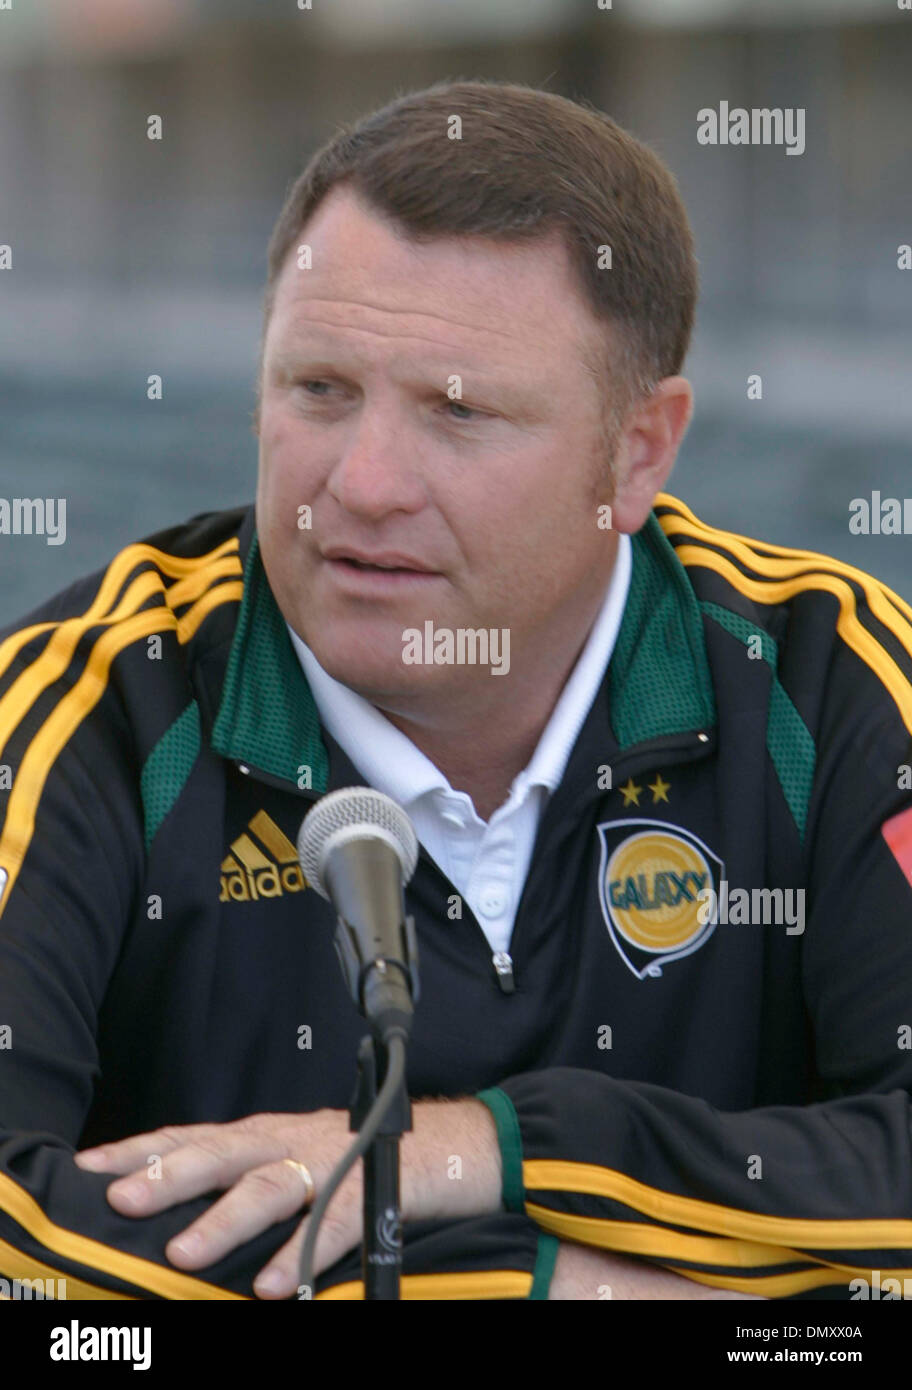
[321, 546, 441, 579]
[341, 558, 412, 572]
[322, 555, 442, 588]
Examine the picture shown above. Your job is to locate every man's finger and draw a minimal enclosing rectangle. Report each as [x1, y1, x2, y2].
[253, 1180, 362, 1300]
[73, 1123, 204, 1175]
[102, 1124, 293, 1216]
[165, 1161, 314, 1270]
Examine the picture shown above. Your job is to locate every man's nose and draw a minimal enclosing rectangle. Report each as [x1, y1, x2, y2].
[325, 405, 424, 518]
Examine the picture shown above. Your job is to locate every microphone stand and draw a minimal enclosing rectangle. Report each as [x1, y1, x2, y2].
[350, 1030, 412, 1300]
[296, 795, 421, 1303]
[320, 844, 420, 1300]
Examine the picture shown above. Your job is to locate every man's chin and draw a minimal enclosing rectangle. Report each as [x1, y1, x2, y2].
[302, 634, 434, 701]
[296, 601, 484, 702]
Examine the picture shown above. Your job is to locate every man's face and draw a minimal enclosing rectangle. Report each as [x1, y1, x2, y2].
[255, 186, 621, 709]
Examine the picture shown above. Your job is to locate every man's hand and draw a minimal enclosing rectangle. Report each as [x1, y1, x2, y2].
[73, 1099, 502, 1298]
[548, 1241, 766, 1300]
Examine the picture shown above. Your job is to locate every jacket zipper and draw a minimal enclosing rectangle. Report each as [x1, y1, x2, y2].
[233, 729, 715, 997]
[410, 841, 517, 995]
[232, 758, 517, 991]
[491, 951, 516, 994]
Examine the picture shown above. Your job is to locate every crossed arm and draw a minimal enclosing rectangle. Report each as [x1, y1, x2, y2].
[73, 1098, 759, 1300]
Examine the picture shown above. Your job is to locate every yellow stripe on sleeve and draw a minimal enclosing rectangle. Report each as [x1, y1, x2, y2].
[0, 536, 239, 684]
[670, 544, 912, 736]
[0, 1234, 134, 1300]
[0, 566, 241, 919]
[523, 1203, 810, 1269]
[524, 1159, 912, 1251]
[317, 1270, 533, 1300]
[0, 1173, 247, 1300]
[656, 491, 912, 657]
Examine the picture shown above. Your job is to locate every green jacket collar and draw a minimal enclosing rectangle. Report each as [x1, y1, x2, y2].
[609, 510, 716, 747]
[210, 504, 715, 790]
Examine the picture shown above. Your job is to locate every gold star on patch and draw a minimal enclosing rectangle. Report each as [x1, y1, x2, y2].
[648, 774, 671, 804]
[619, 778, 642, 807]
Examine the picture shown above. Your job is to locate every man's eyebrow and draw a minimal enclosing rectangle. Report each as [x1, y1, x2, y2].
[269, 347, 341, 376]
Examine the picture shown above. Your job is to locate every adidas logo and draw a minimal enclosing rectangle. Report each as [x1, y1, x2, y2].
[219, 809, 308, 903]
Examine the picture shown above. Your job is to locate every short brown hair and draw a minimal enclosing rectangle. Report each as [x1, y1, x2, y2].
[257, 79, 698, 435]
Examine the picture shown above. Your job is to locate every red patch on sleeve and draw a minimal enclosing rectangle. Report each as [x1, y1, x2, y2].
[882, 805, 912, 890]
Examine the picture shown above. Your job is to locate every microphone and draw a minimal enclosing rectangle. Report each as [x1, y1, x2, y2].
[297, 787, 420, 1040]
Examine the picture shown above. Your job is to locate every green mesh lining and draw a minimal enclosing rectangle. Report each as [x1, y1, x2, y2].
[141, 699, 201, 850]
[210, 533, 329, 791]
[700, 601, 816, 839]
[609, 513, 716, 748]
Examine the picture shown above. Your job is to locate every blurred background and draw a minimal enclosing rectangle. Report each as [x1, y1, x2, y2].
[1, 0, 910, 621]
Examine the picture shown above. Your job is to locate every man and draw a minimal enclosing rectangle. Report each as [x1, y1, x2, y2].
[1, 80, 911, 1302]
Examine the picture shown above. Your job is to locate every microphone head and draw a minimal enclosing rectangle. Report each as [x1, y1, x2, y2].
[297, 786, 419, 900]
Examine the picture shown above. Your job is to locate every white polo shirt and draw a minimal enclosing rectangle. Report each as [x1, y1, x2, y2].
[286, 533, 631, 958]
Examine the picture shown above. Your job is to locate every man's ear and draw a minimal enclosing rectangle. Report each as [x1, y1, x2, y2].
[251, 353, 265, 438]
[609, 377, 694, 534]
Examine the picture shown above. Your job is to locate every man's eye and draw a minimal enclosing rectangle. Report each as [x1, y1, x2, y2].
[445, 400, 480, 421]
[298, 380, 333, 396]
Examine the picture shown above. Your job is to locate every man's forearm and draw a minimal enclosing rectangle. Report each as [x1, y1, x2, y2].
[402, 1097, 503, 1222]
[405, 1102, 763, 1299]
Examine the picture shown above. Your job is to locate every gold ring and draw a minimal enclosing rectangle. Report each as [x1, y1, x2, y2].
[282, 1158, 315, 1206]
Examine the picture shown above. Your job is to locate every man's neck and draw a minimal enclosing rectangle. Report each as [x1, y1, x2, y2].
[378, 606, 600, 822]
[382, 701, 545, 823]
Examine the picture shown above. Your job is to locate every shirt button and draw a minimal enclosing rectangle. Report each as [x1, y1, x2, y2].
[479, 887, 507, 916]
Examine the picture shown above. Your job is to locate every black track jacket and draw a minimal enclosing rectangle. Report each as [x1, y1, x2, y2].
[1, 493, 912, 1300]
